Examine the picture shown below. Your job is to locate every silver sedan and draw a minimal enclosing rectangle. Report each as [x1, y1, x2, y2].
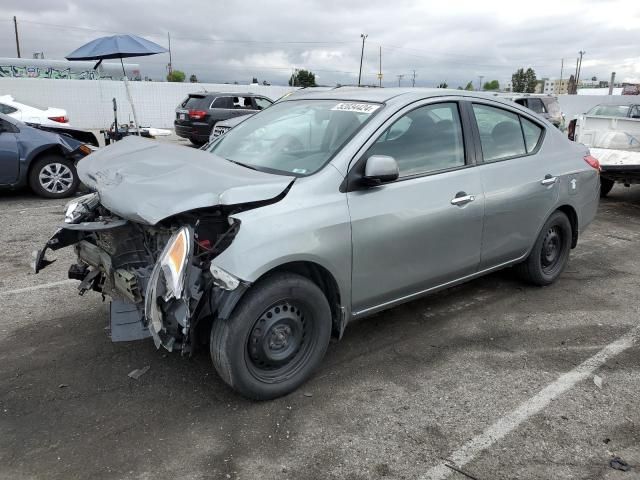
[37, 88, 600, 400]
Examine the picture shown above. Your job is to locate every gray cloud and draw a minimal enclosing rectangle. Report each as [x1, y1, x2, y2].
[1, 0, 639, 87]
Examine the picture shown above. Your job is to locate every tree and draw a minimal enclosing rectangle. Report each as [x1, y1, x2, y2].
[512, 68, 537, 93]
[189, 74, 198, 83]
[483, 79, 500, 91]
[166, 70, 185, 82]
[437, 81, 448, 88]
[524, 68, 537, 93]
[464, 81, 474, 91]
[252, 77, 259, 84]
[289, 69, 316, 87]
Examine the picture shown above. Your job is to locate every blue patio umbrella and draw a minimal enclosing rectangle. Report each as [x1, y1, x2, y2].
[66, 35, 168, 132]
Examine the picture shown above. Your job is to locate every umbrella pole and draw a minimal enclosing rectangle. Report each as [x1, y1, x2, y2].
[120, 58, 140, 135]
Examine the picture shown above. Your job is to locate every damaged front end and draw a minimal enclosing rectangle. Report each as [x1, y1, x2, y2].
[34, 193, 246, 354]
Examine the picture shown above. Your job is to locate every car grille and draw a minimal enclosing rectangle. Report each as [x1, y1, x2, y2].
[212, 125, 231, 138]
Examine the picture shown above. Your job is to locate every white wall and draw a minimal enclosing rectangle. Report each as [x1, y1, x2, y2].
[3, 78, 639, 129]
[557, 94, 638, 120]
[0, 78, 297, 129]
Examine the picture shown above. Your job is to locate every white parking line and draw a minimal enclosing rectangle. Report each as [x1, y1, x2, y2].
[421, 324, 640, 480]
[0, 279, 76, 296]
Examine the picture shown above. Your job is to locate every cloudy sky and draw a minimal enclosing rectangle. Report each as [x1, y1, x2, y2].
[1, 0, 639, 87]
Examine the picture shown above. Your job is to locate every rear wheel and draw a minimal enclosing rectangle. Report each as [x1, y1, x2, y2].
[516, 211, 572, 286]
[600, 177, 615, 198]
[211, 272, 332, 400]
[28, 154, 79, 199]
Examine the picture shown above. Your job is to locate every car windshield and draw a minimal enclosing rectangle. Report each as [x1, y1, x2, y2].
[587, 105, 630, 117]
[207, 99, 380, 175]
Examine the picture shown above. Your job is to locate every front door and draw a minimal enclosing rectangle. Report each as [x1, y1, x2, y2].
[347, 101, 484, 315]
[0, 120, 19, 184]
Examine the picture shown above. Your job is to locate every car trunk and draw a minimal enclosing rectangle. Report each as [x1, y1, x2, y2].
[175, 95, 209, 126]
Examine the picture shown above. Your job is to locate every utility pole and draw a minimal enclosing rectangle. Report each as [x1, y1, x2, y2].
[559, 58, 564, 94]
[358, 33, 368, 87]
[377, 45, 382, 87]
[13, 16, 21, 58]
[609, 72, 616, 95]
[411, 70, 417, 87]
[478, 75, 484, 91]
[167, 32, 173, 76]
[397, 74, 405, 87]
[576, 50, 585, 86]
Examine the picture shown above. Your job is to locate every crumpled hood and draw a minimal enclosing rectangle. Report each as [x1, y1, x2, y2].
[78, 136, 294, 225]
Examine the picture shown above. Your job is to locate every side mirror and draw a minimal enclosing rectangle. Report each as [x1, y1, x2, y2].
[362, 155, 399, 186]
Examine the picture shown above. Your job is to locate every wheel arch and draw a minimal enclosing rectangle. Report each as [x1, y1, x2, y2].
[211, 260, 346, 341]
[25, 145, 70, 178]
[556, 204, 579, 248]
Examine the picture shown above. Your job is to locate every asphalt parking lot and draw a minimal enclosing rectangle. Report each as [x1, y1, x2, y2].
[1, 184, 639, 480]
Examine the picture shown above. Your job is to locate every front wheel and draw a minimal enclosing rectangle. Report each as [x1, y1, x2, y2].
[515, 211, 572, 286]
[28, 155, 79, 198]
[211, 272, 332, 400]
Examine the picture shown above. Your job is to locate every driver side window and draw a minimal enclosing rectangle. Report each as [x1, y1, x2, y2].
[367, 102, 466, 177]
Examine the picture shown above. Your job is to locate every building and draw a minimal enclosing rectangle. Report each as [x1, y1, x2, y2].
[541, 78, 569, 95]
[0, 57, 141, 80]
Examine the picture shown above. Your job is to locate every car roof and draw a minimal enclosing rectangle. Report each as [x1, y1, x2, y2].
[189, 92, 265, 97]
[280, 87, 524, 109]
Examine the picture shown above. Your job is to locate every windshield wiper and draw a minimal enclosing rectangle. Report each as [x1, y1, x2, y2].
[225, 159, 259, 171]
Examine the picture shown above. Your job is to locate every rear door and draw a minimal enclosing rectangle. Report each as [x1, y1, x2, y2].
[0, 119, 20, 184]
[469, 101, 558, 269]
[348, 100, 485, 315]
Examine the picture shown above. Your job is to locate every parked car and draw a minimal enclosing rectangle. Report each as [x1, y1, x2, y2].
[501, 94, 564, 128]
[0, 113, 93, 198]
[36, 89, 599, 399]
[174, 92, 273, 145]
[208, 114, 251, 142]
[571, 106, 640, 196]
[0, 94, 70, 126]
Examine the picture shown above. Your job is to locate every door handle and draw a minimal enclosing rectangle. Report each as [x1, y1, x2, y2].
[541, 175, 558, 186]
[450, 193, 476, 206]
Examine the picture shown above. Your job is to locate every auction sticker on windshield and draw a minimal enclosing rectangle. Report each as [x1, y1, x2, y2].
[331, 102, 380, 114]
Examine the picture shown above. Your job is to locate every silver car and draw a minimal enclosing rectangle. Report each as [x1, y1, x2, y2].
[35, 88, 600, 400]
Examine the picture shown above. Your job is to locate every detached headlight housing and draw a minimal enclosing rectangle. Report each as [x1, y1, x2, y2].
[159, 227, 192, 299]
[64, 192, 99, 223]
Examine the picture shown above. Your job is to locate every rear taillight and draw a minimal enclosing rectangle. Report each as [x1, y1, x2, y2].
[584, 154, 601, 171]
[48, 115, 68, 123]
[188, 109, 207, 120]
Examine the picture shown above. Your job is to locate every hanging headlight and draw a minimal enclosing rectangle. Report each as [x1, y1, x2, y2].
[64, 192, 99, 223]
[159, 227, 192, 299]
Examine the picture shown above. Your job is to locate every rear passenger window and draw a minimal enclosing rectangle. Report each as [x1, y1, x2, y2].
[526, 98, 546, 114]
[472, 104, 527, 162]
[368, 102, 465, 177]
[521, 117, 543, 153]
[212, 97, 232, 108]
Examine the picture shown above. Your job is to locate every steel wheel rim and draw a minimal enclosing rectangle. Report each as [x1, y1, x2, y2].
[541, 226, 563, 274]
[39, 163, 73, 194]
[245, 300, 316, 384]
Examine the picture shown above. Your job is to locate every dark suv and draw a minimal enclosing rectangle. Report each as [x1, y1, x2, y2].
[174, 92, 273, 145]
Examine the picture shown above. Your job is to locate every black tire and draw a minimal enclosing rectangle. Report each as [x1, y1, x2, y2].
[211, 272, 332, 400]
[515, 211, 572, 286]
[190, 137, 206, 147]
[28, 154, 79, 199]
[600, 177, 615, 198]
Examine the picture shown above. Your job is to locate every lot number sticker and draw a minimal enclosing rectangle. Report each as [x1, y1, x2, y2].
[331, 102, 380, 114]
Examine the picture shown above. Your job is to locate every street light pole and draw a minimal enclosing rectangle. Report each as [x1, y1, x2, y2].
[358, 33, 368, 87]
